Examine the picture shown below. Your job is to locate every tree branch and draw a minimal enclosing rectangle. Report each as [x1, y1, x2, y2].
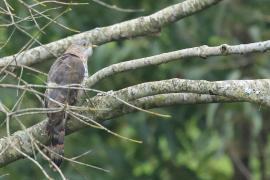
[87, 40, 270, 87]
[108, 93, 241, 118]
[0, 0, 223, 67]
[0, 78, 269, 167]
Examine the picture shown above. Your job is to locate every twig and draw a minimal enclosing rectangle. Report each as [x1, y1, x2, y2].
[38, 142, 109, 173]
[92, 0, 144, 13]
[0, 0, 224, 67]
[30, 1, 89, 8]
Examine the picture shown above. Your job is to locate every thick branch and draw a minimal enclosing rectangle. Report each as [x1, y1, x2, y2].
[87, 40, 270, 87]
[0, 0, 223, 67]
[109, 93, 241, 117]
[0, 78, 269, 167]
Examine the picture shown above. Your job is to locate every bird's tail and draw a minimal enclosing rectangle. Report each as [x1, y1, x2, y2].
[46, 119, 66, 167]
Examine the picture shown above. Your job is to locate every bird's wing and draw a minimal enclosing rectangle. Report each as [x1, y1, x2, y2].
[45, 53, 85, 107]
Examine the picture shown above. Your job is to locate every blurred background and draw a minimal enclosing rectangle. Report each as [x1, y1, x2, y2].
[0, 0, 270, 179]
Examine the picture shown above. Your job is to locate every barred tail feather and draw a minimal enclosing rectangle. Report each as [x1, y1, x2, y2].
[51, 129, 65, 167]
[47, 119, 66, 167]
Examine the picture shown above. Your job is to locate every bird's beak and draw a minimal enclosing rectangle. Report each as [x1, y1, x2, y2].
[90, 44, 98, 48]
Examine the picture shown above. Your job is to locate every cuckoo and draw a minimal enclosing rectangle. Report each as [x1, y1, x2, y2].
[44, 39, 95, 167]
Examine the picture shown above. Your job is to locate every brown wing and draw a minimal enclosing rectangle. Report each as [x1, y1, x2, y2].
[45, 53, 85, 107]
[44, 53, 85, 167]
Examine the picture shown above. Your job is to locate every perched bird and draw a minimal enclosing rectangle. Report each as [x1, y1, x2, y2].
[44, 39, 95, 167]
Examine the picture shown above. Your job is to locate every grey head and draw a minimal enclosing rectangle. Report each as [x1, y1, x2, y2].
[65, 39, 97, 61]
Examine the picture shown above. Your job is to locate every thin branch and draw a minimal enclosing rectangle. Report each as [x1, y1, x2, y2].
[91, 0, 144, 13]
[38, 142, 109, 173]
[0, 27, 16, 50]
[18, 0, 79, 33]
[0, 0, 223, 67]
[70, 150, 92, 160]
[87, 40, 270, 87]
[0, 6, 70, 75]
[30, 1, 89, 7]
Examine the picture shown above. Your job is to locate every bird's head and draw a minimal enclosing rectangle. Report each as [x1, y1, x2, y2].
[65, 39, 97, 61]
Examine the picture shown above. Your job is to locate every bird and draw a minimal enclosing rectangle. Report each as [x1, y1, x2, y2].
[44, 39, 96, 167]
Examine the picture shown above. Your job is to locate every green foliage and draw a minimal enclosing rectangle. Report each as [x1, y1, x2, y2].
[0, 0, 270, 179]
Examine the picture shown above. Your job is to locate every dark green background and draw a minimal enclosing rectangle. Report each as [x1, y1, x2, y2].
[0, 0, 270, 179]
